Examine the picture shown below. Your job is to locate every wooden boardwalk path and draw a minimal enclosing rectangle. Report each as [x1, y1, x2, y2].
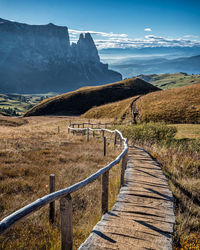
[79, 146, 175, 250]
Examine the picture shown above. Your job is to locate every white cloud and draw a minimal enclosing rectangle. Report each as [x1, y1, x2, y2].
[68, 29, 128, 38]
[94, 35, 200, 50]
[144, 28, 152, 32]
[183, 35, 198, 39]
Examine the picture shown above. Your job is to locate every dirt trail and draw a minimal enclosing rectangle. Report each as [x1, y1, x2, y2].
[79, 146, 175, 250]
[131, 95, 142, 123]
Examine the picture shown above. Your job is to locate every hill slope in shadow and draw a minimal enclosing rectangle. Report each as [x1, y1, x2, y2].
[24, 78, 160, 116]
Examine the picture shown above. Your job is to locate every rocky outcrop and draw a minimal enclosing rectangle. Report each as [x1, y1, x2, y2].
[0, 18, 122, 93]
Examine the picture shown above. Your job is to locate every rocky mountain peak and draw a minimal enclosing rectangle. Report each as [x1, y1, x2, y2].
[76, 33, 100, 63]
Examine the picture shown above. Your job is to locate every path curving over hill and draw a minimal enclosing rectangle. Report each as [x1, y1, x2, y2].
[79, 146, 175, 250]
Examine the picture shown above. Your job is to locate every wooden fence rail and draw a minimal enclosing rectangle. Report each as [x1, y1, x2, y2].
[0, 122, 128, 250]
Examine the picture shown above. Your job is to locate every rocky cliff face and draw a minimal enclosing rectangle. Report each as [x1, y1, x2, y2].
[0, 18, 122, 93]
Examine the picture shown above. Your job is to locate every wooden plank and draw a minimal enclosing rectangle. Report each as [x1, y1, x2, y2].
[60, 194, 73, 250]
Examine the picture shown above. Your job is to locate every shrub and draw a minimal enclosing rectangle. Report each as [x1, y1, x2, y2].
[118, 122, 177, 145]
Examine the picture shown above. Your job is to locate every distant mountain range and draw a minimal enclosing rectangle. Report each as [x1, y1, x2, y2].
[99, 46, 200, 64]
[107, 54, 200, 78]
[0, 18, 122, 94]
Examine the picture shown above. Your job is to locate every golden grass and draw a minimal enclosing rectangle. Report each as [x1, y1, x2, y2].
[0, 116, 28, 127]
[0, 116, 121, 249]
[147, 143, 200, 249]
[136, 83, 200, 123]
[82, 96, 139, 121]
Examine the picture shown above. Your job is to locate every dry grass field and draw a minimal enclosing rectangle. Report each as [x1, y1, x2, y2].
[136, 83, 200, 124]
[82, 96, 138, 121]
[81, 84, 200, 124]
[0, 116, 121, 249]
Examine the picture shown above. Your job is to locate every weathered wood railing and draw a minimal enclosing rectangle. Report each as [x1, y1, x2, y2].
[0, 122, 128, 250]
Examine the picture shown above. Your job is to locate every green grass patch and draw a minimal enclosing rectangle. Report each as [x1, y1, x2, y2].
[140, 73, 200, 90]
[170, 124, 200, 139]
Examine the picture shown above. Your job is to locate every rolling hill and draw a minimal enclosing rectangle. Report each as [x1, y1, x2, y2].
[82, 83, 200, 124]
[136, 83, 200, 124]
[24, 78, 159, 116]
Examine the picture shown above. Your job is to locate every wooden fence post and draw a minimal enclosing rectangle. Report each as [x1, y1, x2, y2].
[60, 194, 73, 250]
[68, 121, 71, 134]
[120, 137, 122, 148]
[58, 126, 60, 134]
[49, 174, 55, 224]
[83, 123, 84, 128]
[101, 171, 109, 214]
[120, 155, 126, 187]
[114, 131, 117, 147]
[93, 130, 95, 138]
[104, 136, 106, 156]
[102, 129, 104, 138]
[87, 128, 89, 142]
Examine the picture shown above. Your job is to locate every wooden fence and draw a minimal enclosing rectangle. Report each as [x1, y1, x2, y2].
[0, 122, 128, 250]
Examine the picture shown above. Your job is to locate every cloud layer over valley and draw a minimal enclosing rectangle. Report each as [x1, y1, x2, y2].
[69, 29, 200, 50]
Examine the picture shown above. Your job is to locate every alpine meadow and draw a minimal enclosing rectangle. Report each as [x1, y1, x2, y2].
[0, 1, 200, 249]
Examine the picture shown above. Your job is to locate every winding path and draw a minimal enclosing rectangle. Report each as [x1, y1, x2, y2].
[79, 146, 175, 250]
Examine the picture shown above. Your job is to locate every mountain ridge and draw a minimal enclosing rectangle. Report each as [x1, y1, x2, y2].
[110, 54, 200, 77]
[0, 18, 122, 93]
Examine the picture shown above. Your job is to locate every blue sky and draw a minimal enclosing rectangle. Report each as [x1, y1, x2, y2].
[0, 0, 200, 49]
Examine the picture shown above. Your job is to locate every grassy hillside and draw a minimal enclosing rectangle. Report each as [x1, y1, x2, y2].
[24, 78, 159, 117]
[136, 83, 200, 124]
[83, 83, 200, 124]
[138, 73, 200, 89]
[82, 96, 139, 121]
